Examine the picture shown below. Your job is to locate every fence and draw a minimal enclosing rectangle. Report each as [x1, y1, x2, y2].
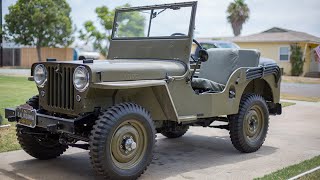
[3, 48, 21, 66]
[2, 47, 73, 68]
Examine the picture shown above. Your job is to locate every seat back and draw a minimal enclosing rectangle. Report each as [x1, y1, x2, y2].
[198, 49, 260, 85]
[237, 49, 260, 68]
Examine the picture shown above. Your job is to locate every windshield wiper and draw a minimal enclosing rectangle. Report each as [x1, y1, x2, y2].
[152, 8, 167, 19]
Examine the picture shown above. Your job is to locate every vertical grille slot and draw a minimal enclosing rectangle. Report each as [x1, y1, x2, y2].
[47, 65, 75, 110]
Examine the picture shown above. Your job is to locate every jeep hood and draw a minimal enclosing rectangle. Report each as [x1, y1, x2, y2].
[85, 59, 187, 82]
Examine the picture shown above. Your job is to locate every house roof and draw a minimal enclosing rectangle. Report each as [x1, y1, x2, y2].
[227, 27, 320, 44]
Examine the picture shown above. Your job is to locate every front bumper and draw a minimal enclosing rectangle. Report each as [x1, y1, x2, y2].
[5, 107, 95, 134]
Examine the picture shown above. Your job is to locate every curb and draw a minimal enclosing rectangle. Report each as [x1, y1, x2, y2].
[288, 166, 320, 180]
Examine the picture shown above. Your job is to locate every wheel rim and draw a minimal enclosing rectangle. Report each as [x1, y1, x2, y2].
[110, 119, 147, 169]
[243, 105, 265, 143]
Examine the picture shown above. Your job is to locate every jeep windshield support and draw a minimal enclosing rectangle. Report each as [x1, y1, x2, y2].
[5, 1, 281, 179]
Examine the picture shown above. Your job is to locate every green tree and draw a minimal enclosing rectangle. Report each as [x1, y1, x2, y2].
[79, 4, 145, 57]
[290, 44, 304, 76]
[4, 0, 74, 61]
[79, 6, 115, 57]
[116, 11, 146, 38]
[227, 0, 250, 36]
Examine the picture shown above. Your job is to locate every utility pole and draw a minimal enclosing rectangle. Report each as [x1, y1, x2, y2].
[0, 0, 3, 67]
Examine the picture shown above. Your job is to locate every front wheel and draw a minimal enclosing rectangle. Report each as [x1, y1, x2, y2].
[89, 103, 156, 180]
[16, 125, 68, 160]
[16, 95, 68, 160]
[229, 94, 269, 153]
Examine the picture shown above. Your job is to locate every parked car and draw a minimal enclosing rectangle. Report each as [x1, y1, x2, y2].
[5, 2, 282, 179]
[192, 40, 277, 65]
[73, 48, 100, 60]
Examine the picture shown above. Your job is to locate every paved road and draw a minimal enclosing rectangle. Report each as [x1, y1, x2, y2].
[0, 100, 320, 180]
[281, 82, 320, 98]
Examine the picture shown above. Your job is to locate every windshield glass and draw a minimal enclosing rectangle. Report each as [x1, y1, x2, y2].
[113, 6, 192, 39]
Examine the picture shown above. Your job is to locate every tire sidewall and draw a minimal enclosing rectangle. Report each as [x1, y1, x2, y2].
[240, 97, 269, 148]
[99, 111, 155, 178]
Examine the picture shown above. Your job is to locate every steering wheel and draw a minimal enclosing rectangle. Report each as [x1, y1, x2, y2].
[171, 33, 203, 63]
[170, 33, 205, 81]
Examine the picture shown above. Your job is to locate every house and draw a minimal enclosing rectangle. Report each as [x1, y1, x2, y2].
[227, 27, 320, 76]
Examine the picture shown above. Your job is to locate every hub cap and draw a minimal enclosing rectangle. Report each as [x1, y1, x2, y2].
[243, 105, 264, 143]
[110, 119, 147, 169]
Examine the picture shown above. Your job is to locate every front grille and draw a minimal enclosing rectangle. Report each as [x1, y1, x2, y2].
[47, 65, 75, 110]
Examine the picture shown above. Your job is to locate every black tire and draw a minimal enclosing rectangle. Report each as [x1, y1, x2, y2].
[161, 125, 189, 138]
[16, 95, 68, 160]
[229, 94, 269, 153]
[89, 103, 156, 180]
[26, 95, 39, 109]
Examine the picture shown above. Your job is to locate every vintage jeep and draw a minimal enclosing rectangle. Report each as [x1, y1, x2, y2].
[5, 1, 282, 179]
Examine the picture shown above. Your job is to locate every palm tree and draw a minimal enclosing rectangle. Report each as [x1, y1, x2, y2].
[227, 0, 250, 36]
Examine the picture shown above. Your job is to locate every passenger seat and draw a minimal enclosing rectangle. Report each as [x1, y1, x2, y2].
[191, 48, 260, 93]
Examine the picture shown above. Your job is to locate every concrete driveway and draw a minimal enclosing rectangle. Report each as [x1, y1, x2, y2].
[0, 100, 320, 180]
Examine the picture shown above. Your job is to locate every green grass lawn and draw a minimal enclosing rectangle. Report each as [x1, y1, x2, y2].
[255, 155, 320, 180]
[0, 75, 37, 124]
[300, 169, 320, 180]
[281, 101, 296, 107]
[0, 75, 37, 153]
[281, 94, 320, 102]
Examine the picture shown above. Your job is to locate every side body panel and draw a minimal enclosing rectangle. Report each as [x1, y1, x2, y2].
[90, 67, 280, 123]
[166, 68, 280, 121]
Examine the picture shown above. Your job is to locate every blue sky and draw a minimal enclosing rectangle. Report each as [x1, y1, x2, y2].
[3, 0, 320, 38]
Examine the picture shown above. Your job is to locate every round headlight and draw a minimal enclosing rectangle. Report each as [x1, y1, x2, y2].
[34, 64, 47, 87]
[73, 66, 89, 92]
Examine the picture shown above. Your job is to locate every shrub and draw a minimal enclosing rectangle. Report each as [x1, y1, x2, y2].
[290, 44, 304, 76]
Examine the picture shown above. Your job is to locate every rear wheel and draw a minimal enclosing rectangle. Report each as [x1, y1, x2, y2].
[89, 103, 156, 180]
[229, 94, 269, 153]
[161, 125, 189, 138]
[16, 95, 67, 160]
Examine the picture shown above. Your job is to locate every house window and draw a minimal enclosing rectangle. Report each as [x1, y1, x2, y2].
[279, 47, 290, 61]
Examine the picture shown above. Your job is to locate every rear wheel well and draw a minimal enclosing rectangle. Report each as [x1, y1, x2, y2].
[243, 79, 273, 102]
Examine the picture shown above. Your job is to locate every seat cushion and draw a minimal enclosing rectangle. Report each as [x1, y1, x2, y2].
[191, 78, 225, 92]
[199, 49, 260, 85]
[199, 49, 239, 85]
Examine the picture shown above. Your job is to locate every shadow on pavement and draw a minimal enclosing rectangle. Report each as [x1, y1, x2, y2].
[6, 133, 277, 180]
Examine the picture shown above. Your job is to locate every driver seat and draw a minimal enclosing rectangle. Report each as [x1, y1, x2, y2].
[191, 48, 260, 93]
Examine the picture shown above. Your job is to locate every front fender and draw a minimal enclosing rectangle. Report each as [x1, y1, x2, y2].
[90, 80, 179, 122]
[91, 80, 167, 89]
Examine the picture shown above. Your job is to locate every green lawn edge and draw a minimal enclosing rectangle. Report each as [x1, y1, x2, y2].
[255, 155, 320, 180]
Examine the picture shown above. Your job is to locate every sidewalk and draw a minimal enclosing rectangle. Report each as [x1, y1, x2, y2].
[0, 69, 30, 76]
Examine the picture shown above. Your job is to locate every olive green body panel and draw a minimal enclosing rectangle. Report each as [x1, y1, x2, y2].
[88, 84, 179, 122]
[108, 39, 192, 64]
[88, 67, 280, 123]
[91, 80, 167, 89]
[165, 68, 280, 121]
[32, 60, 280, 120]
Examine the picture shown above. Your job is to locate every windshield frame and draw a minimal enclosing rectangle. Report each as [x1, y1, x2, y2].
[111, 2, 197, 40]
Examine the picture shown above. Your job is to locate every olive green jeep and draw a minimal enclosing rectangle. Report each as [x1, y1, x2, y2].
[5, 1, 282, 179]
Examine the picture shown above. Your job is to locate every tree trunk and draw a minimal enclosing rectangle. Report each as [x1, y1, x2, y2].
[232, 22, 243, 36]
[36, 45, 42, 62]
